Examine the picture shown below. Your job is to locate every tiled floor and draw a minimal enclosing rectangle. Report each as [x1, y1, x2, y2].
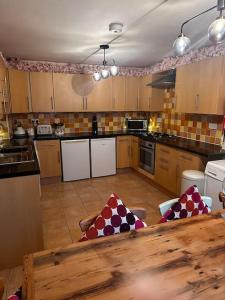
[0, 170, 170, 299]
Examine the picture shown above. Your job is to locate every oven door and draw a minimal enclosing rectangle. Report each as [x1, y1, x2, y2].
[139, 145, 155, 174]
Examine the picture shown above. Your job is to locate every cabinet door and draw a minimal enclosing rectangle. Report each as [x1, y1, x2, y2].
[176, 150, 204, 195]
[155, 144, 177, 194]
[125, 77, 140, 111]
[116, 136, 131, 168]
[36, 140, 61, 178]
[8, 70, 30, 113]
[86, 77, 112, 111]
[175, 63, 200, 113]
[112, 76, 126, 111]
[53, 73, 84, 112]
[139, 75, 151, 111]
[30, 72, 54, 112]
[0, 65, 7, 115]
[197, 56, 224, 114]
[131, 136, 139, 170]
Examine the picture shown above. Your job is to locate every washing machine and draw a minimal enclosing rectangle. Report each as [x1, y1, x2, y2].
[205, 160, 225, 211]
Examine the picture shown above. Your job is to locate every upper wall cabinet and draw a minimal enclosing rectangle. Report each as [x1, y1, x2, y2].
[30, 72, 54, 112]
[139, 75, 164, 111]
[112, 76, 126, 111]
[86, 77, 113, 112]
[175, 56, 225, 115]
[8, 69, 31, 113]
[125, 76, 140, 111]
[0, 63, 8, 115]
[53, 73, 84, 112]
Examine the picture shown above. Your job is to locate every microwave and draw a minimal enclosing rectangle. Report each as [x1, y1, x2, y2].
[127, 119, 148, 131]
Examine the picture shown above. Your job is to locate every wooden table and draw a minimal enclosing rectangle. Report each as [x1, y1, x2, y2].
[23, 211, 225, 300]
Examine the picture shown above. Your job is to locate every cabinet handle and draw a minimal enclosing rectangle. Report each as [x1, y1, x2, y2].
[149, 96, 151, 110]
[27, 96, 30, 112]
[195, 94, 199, 110]
[86, 97, 88, 110]
[82, 97, 84, 110]
[159, 164, 169, 171]
[50, 96, 54, 111]
[57, 151, 61, 163]
[159, 157, 169, 164]
[180, 155, 192, 161]
[160, 148, 170, 154]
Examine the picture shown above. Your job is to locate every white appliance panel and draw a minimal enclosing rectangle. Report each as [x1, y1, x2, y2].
[91, 138, 116, 178]
[61, 139, 90, 181]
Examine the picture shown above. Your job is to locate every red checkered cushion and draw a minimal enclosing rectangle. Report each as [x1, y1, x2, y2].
[79, 193, 147, 242]
[160, 185, 210, 223]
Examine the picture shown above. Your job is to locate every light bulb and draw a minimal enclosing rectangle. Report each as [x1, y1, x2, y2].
[110, 65, 119, 76]
[173, 33, 191, 56]
[101, 69, 110, 79]
[93, 72, 101, 81]
[208, 17, 225, 43]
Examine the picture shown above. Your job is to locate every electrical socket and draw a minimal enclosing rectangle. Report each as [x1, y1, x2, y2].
[31, 119, 39, 124]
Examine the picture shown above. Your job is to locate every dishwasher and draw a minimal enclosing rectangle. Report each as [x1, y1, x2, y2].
[61, 139, 90, 181]
[90, 138, 116, 178]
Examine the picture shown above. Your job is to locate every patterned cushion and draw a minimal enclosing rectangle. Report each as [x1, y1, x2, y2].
[80, 193, 147, 242]
[160, 185, 210, 223]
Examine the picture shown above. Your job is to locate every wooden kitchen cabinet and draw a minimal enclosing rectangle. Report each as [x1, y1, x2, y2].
[0, 62, 7, 115]
[175, 56, 225, 114]
[8, 69, 31, 113]
[117, 136, 131, 168]
[112, 76, 126, 111]
[86, 77, 113, 111]
[30, 72, 54, 112]
[125, 76, 140, 111]
[155, 144, 177, 194]
[53, 73, 84, 112]
[130, 136, 139, 170]
[36, 140, 61, 178]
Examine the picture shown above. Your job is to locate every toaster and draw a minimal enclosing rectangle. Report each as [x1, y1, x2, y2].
[37, 124, 53, 135]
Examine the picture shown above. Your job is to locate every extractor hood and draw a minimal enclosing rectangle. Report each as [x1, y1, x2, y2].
[147, 69, 176, 89]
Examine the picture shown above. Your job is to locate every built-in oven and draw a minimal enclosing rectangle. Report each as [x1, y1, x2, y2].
[127, 119, 148, 131]
[139, 139, 155, 175]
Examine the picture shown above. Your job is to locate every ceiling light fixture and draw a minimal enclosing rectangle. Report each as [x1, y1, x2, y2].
[93, 45, 119, 81]
[173, 0, 225, 56]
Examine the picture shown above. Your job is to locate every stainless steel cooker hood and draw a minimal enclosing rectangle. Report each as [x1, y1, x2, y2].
[147, 69, 176, 89]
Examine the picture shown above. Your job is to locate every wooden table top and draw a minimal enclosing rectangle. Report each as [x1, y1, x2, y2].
[23, 211, 225, 300]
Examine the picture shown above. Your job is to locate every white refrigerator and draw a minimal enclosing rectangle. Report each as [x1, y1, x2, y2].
[91, 138, 116, 178]
[61, 139, 90, 181]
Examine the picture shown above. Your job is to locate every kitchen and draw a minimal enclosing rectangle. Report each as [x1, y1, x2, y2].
[1, 0, 225, 299]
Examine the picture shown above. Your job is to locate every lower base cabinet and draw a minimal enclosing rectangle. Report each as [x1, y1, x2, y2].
[36, 140, 61, 178]
[155, 144, 204, 195]
[116, 136, 140, 169]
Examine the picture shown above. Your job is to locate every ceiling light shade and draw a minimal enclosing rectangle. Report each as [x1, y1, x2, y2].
[110, 64, 119, 76]
[173, 34, 191, 56]
[93, 72, 101, 81]
[101, 69, 110, 79]
[208, 17, 225, 43]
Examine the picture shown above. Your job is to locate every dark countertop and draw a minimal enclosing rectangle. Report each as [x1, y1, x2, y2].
[0, 139, 40, 179]
[34, 131, 225, 159]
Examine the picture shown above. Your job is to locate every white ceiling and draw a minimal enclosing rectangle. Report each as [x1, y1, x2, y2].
[0, 0, 220, 67]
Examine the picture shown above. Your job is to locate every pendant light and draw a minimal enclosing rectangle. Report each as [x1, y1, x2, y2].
[173, 1, 225, 56]
[93, 45, 119, 81]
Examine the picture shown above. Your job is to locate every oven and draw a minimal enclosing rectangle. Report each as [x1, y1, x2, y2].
[139, 139, 155, 175]
[127, 119, 148, 131]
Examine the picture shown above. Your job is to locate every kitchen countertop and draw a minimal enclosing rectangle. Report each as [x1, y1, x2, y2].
[0, 139, 40, 179]
[35, 131, 225, 159]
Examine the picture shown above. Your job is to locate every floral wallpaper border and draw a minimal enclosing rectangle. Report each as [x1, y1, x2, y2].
[5, 44, 225, 76]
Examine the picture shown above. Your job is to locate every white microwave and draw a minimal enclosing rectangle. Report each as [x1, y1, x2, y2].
[127, 119, 148, 131]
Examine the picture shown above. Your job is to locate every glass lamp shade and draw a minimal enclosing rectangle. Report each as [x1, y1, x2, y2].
[93, 72, 101, 81]
[101, 68, 110, 79]
[110, 65, 119, 76]
[173, 34, 191, 56]
[208, 17, 225, 43]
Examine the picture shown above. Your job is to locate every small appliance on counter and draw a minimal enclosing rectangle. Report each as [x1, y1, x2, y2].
[13, 123, 26, 138]
[127, 119, 148, 131]
[52, 123, 65, 136]
[92, 115, 98, 135]
[37, 124, 53, 136]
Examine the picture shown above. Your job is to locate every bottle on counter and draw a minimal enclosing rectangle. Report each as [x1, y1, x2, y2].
[92, 115, 98, 135]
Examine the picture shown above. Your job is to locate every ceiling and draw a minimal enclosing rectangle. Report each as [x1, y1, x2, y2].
[0, 0, 220, 67]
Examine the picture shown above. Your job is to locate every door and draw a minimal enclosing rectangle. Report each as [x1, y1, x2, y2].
[8, 69, 30, 113]
[112, 76, 126, 111]
[53, 73, 84, 112]
[86, 77, 113, 111]
[116, 136, 131, 168]
[91, 138, 116, 177]
[30, 72, 54, 112]
[125, 76, 140, 111]
[61, 139, 90, 181]
[139, 75, 151, 111]
[36, 140, 61, 178]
